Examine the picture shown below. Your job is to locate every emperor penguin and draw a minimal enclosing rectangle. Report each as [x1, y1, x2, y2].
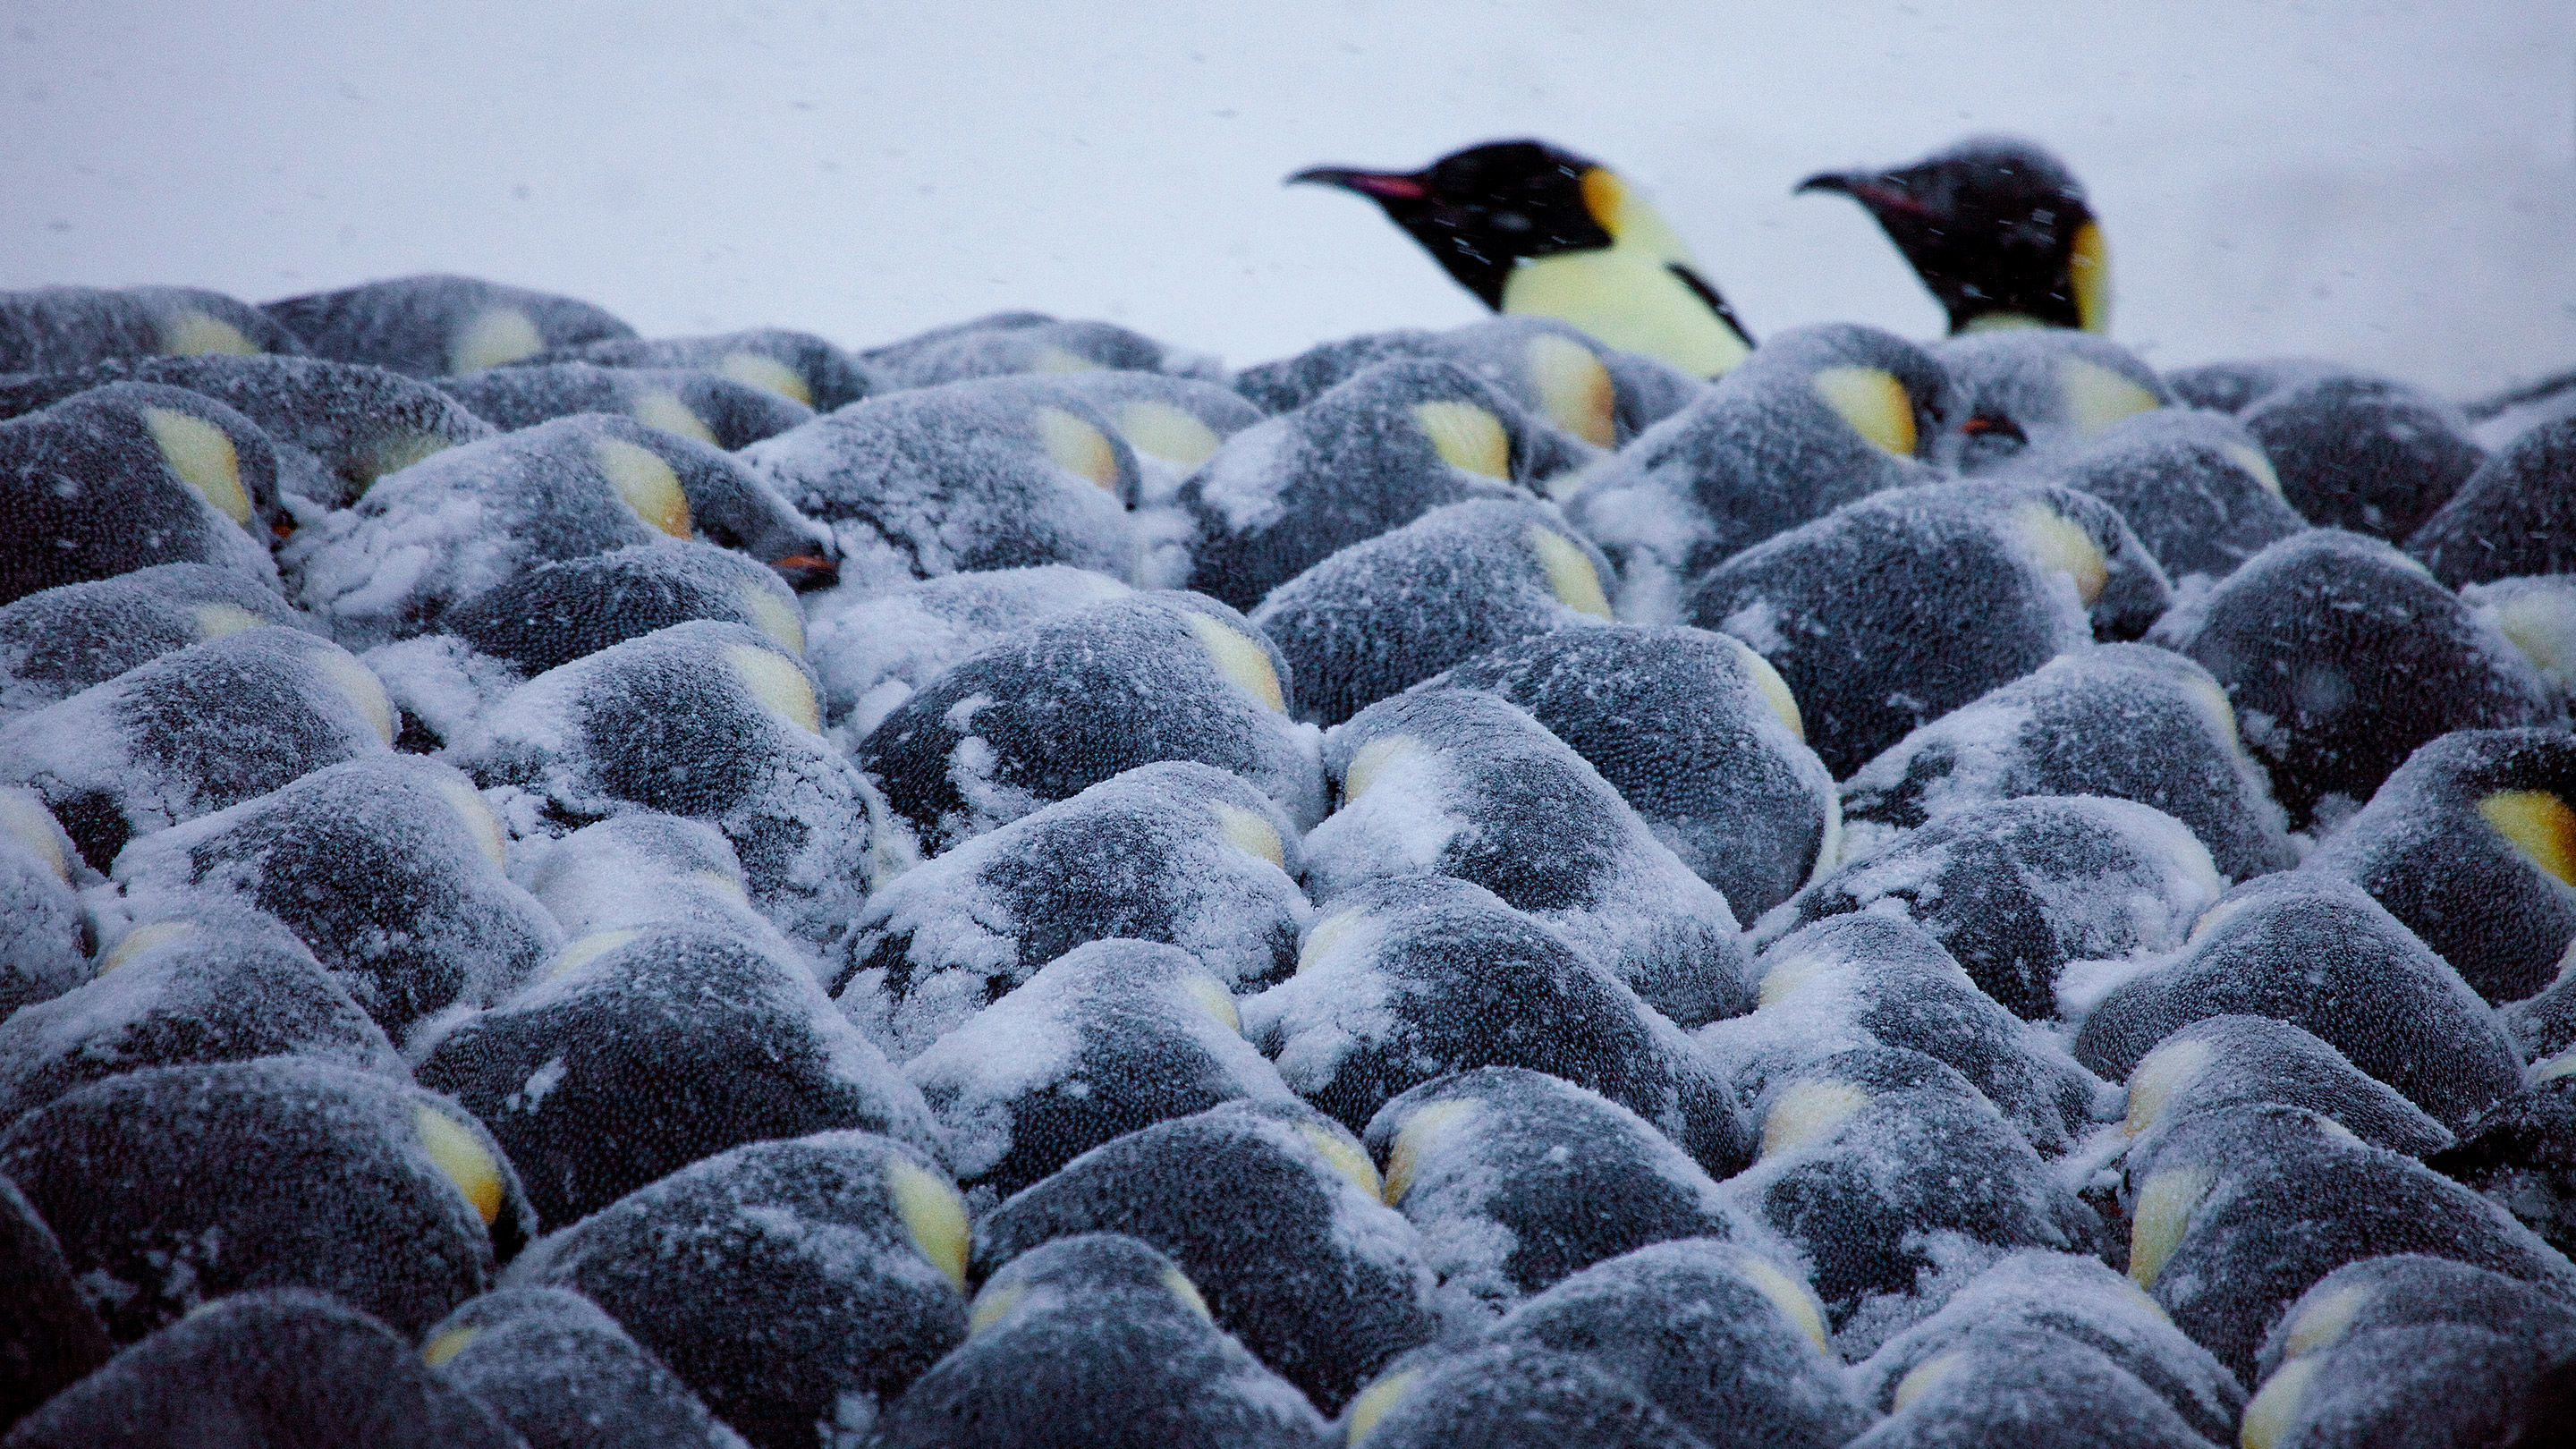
[1799, 135, 2109, 335]
[1292, 140, 1756, 378]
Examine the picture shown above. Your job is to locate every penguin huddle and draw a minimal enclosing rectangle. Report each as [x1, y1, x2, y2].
[1, 151, 2573, 1449]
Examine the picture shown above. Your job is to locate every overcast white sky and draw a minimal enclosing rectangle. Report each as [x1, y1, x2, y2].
[2, 1, 2569, 395]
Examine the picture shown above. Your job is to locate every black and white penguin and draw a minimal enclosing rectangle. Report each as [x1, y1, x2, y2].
[504, 1131, 970, 1449]
[1292, 140, 1756, 378]
[1799, 136, 2108, 335]
[0, 1057, 535, 1342]
[264, 274, 637, 376]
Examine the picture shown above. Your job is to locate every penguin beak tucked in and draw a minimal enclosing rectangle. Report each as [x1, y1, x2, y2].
[769, 554, 839, 593]
[1287, 166, 1431, 202]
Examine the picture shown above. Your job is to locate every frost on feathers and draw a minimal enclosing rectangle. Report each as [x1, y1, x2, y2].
[1308, 688, 1755, 1029]
[836, 761, 1309, 1058]
[450, 620, 877, 955]
[0, 625, 395, 872]
[1242, 874, 1749, 1174]
[0, 563, 307, 722]
[264, 274, 636, 377]
[106, 754, 563, 1045]
[284, 414, 829, 648]
[0, 898, 405, 1124]
[1758, 794, 2221, 1023]
[801, 564, 1131, 741]
[1703, 912, 2105, 1157]
[1566, 322, 1957, 618]
[435, 361, 814, 450]
[1687, 479, 2171, 777]
[903, 938, 1301, 1212]
[0, 352, 496, 510]
[852, 592, 1321, 860]
[737, 376, 1138, 589]
[1418, 622, 1838, 924]
[1250, 496, 1618, 728]
[1836, 643, 2294, 881]
[1164, 358, 1570, 610]
[415, 921, 940, 1233]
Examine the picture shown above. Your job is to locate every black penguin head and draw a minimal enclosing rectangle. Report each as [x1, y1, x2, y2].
[1800, 135, 2105, 335]
[1292, 140, 1616, 309]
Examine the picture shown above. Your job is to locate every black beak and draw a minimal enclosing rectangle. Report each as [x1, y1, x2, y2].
[770, 554, 840, 593]
[1795, 170, 1856, 198]
[1288, 165, 1432, 202]
[1798, 170, 1924, 217]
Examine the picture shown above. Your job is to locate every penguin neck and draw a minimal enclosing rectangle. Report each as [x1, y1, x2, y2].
[1497, 182, 1751, 378]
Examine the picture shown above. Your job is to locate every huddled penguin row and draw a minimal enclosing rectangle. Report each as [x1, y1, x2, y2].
[2, 133, 2574, 1447]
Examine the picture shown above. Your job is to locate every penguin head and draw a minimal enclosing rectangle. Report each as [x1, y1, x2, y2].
[1800, 135, 2105, 335]
[1292, 140, 1616, 309]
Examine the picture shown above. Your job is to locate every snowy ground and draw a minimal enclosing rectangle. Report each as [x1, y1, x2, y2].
[1, 0, 2570, 399]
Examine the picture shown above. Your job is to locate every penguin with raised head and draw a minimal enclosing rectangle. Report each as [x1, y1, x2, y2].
[1292, 140, 1755, 378]
[1799, 136, 2108, 336]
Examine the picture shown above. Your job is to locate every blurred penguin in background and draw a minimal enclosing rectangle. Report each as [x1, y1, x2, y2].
[1292, 140, 1757, 378]
[1801, 135, 2108, 335]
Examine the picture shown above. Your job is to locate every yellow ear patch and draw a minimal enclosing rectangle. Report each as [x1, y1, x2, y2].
[160, 311, 258, 357]
[1116, 402, 1224, 469]
[1211, 801, 1284, 868]
[1162, 1266, 1214, 1320]
[2477, 790, 2576, 887]
[98, 919, 197, 974]
[2239, 1356, 2319, 1449]
[886, 1157, 970, 1292]
[631, 390, 718, 445]
[1737, 1255, 1832, 1356]
[309, 649, 395, 744]
[1760, 1080, 1867, 1158]
[592, 437, 692, 538]
[1757, 955, 1826, 1009]
[2129, 1165, 2215, 1288]
[1412, 401, 1513, 479]
[1341, 734, 1419, 806]
[2069, 222, 2111, 335]
[1181, 612, 1287, 713]
[1343, 1368, 1423, 1447]
[2060, 356, 2160, 436]
[2014, 503, 2110, 605]
[1035, 345, 1105, 374]
[2123, 1036, 2214, 1137]
[2536, 1046, 2576, 1084]
[1382, 1098, 1475, 1205]
[1892, 1350, 1964, 1411]
[1527, 335, 1617, 447]
[368, 433, 452, 489]
[414, 1104, 504, 1226]
[191, 603, 264, 640]
[1037, 407, 1122, 492]
[1528, 527, 1614, 619]
[2489, 591, 2576, 690]
[1300, 1124, 1384, 1199]
[2225, 444, 2284, 499]
[1182, 971, 1242, 1034]
[965, 1281, 1027, 1335]
[1811, 367, 1917, 459]
[716, 352, 814, 407]
[2279, 1281, 2372, 1362]
[435, 777, 508, 869]
[547, 928, 644, 982]
[1297, 909, 1365, 975]
[143, 407, 250, 526]
[738, 584, 808, 656]
[450, 307, 545, 373]
[728, 644, 821, 733]
[0, 792, 70, 886]
[1730, 636, 1805, 740]
[421, 1325, 479, 1368]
